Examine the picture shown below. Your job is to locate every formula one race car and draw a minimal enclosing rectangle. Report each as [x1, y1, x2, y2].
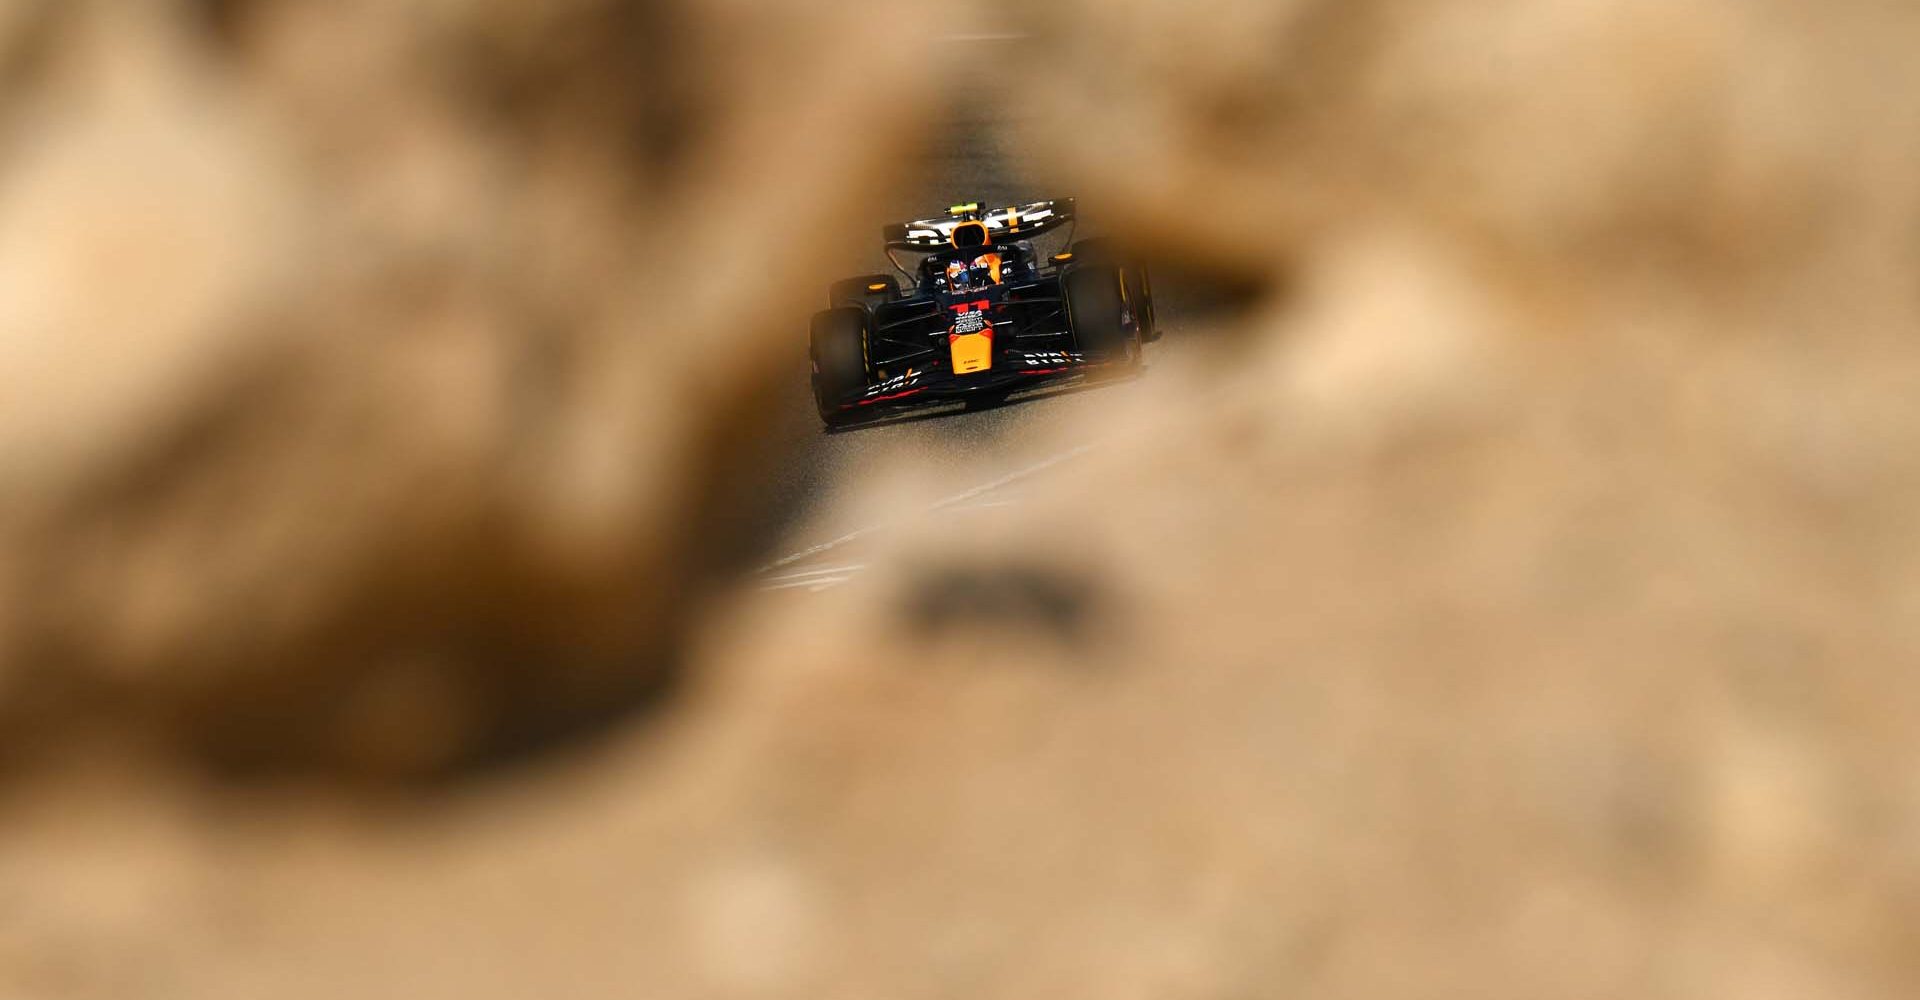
[809, 198, 1158, 427]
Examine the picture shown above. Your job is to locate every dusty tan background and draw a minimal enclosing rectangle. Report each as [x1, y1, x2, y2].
[3, 0, 1919, 997]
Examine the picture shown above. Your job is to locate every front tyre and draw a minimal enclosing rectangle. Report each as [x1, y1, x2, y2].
[1064, 265, 1138, 366]
[1131, 264, 1159, 342]
[810, 307, 871, 426]
[1069, 239, 1156, 344]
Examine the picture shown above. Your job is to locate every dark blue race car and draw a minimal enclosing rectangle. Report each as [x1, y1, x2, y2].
[810, 199, 1158, 427]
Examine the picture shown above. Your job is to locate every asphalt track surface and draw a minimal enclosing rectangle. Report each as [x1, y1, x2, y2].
[751, 31, 1195, 594]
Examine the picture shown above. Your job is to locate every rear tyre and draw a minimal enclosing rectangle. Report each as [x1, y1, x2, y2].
[1064, 265, 1138, 366]
[810, 307, 871, 426]
[829, 274, 900, 311]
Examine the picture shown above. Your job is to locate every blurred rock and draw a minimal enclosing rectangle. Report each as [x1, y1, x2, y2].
[0, 0, 930, 778]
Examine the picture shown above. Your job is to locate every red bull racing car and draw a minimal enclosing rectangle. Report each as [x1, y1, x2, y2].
[810, 198, 1158, 427]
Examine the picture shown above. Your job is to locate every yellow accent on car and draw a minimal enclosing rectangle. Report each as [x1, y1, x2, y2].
[867, 282, 888, 292]
[950, 333, 993, 374]
[949, 202, 980, 214]
[1051, 251, 1074, 263]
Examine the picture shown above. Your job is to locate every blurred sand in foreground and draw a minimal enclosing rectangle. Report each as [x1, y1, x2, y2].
[3, 0, 1920, 997]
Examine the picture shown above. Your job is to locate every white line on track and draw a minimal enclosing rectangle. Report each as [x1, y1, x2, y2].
[763, 564, 868, 584]
[763, 575, 856, 593]
[950, 499, 1020, 510]
[755, 442, 1095, 587]
[924, 443, 1092, 514]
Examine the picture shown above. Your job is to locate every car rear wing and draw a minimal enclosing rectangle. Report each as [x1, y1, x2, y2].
[883, 198, 1076, 251]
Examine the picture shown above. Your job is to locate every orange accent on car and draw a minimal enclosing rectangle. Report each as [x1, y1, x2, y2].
[949, 329, 993, 374]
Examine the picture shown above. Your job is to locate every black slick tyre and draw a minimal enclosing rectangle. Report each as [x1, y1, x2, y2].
[810, 307, 871, 426]
[1131, 264, 1159, 342]
[1069, 239, 1156, 345]
[1064, 265, 1137, 366]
